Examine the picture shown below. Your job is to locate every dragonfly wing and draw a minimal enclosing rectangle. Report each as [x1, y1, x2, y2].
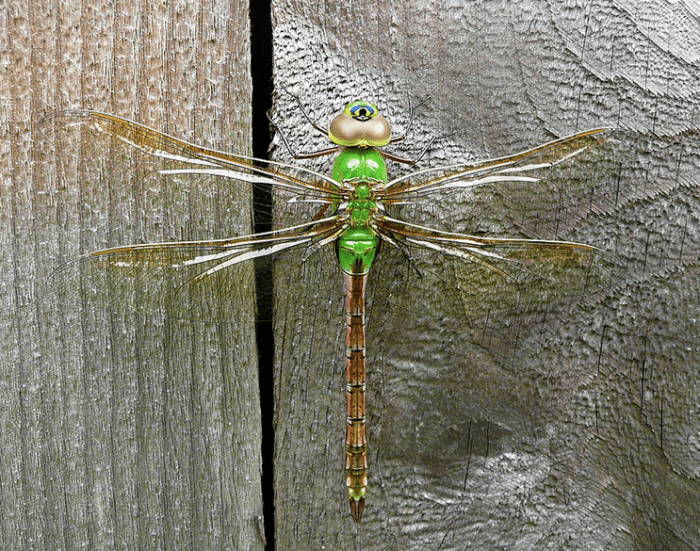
[381, 131, 614, 245]
[374, 216, 621, 325]
[39, 109, 349, 328]
[49, 219, 343, 323]
[40, 110, 342, 202]
[382, 128, 606, 198]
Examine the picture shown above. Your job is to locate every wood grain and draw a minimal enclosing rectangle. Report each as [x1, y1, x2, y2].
[270, 0, 700, 549]
[0, 0, 264, 549]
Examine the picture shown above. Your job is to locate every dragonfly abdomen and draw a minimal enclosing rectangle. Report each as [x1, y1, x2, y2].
[344, 272, 369, 523]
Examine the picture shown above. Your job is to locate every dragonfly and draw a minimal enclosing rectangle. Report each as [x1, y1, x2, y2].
[44, 99, 607, 524]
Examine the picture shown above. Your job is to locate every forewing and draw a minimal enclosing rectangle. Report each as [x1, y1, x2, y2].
[380, 129, 614, 245]
[382, 129, 605, 198]
[40, 110, 342, 212]
[38, 109, 344, 325]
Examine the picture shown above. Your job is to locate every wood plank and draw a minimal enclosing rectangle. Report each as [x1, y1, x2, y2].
[270, 0, 700, 549]
[0, 0, 265, 549]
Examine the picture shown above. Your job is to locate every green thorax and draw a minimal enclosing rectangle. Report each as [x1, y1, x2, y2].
[333, 148, 385, 276]
[332, 147, 388, 184]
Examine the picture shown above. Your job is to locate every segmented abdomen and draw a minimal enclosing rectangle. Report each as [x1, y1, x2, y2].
[344, 272, 368, 523]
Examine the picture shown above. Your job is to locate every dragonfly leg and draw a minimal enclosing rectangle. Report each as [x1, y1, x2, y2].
[380, 95, 455, 165]
[388, 95, 431, 145]
[266, 109, 339, 160]
[381, 129, 457, 165]
[280, 85, 329, 137]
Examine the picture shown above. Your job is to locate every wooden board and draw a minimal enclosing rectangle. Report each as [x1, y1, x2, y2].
[269, 1, 700, 549]
[0, 1, 265, 549]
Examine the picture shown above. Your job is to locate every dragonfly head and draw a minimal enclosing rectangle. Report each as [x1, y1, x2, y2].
[329, 100, 391, 149]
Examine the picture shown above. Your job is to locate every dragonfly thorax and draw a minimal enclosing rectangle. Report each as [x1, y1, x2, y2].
[332, 148, 388, 185]
[335, 179, 381, 275]
[346, 182, 378, 227]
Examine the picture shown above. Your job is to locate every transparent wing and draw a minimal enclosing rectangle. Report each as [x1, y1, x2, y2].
[38, 109, 346, 324]
[382, 129, 605, 199]
[366, 232, 621, 368]
[370, 129, 621, 356]
[39, 109, 343, 209]
[47, 213, 345, 323]
[376, 215, 601, 281]
[376, 218, 617, 313]
[380, 129, 613, 244]
[83, 214, 342, 279]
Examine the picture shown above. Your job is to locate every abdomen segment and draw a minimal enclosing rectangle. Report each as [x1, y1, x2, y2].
[344, 272, 368, 523]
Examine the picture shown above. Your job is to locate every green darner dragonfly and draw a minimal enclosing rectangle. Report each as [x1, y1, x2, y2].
[44, 100, 607, 524]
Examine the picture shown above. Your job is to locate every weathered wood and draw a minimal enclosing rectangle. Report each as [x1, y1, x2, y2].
[0, 1, 264, 550]
[271, 0, 700, 549]
[6, 1, 700, 548]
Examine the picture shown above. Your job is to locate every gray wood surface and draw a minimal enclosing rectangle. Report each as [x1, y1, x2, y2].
[4, 1, 700, 549]
[0, 1, 265, 550]
[270, 1, 700, 549]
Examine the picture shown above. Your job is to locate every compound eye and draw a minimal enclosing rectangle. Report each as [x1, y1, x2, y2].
[330, 101, 391, 147]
